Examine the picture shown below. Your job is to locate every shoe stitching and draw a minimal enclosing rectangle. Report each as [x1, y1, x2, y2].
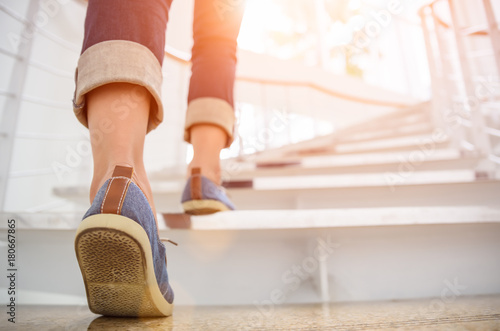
[99, 176, 135, 214]
[116, 178, 131, 214]
[160, 238, 178, 246]
[112, 176, 133, 181]
[100, 177, 115, 214]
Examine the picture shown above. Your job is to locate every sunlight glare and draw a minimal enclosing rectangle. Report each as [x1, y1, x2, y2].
[237, 0, 293, 54]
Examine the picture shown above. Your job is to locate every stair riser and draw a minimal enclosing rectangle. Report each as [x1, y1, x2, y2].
[8, 224, 500, 306]
[152, 181, 500, 211]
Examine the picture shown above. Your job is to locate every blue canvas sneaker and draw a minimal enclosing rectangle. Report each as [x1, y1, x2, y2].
[181, 168, 235, 215]
[74, 165, 174, 317]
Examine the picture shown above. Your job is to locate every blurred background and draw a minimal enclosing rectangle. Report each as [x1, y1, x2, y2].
[0, 0, 499, 309]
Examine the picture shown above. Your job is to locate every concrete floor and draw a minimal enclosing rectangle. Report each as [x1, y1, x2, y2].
[6, 295, 500, 330]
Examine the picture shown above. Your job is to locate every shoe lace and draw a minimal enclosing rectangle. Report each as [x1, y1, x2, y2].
[160, 238, 178, 246]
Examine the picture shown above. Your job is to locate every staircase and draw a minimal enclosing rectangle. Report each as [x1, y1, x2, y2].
[1, 0, 500, 311]
[151, 101, 498, 213]
[4, 65, 500, 313]
[25, 101, 499, 307]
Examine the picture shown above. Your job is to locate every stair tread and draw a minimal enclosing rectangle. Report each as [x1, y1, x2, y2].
[16, 295, 500, 329]
[152, 149, 470, 181]
[5, 205, 500, 230]
[222, 153, 480, 179]
[179, 206, 500, 230]
[53, 176, 499, 199]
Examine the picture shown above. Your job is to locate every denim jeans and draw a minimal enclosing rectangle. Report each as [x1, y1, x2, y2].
[73, 0, 245, 146]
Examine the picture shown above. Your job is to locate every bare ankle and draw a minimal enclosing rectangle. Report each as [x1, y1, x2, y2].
[188, 124, 227, 185]
[89, 166, 114, 203]
[187, 162, 221, 185]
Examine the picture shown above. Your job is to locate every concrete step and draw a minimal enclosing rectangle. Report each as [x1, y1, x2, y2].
[153, 179, 500, 212]
[337, 122, 433, 144]
[153, 149, 475, 180]
[166, 206, 500, 230]
[220, 152, 480, 180]
[3, 213, 499, 307]
[304, 134, 450, 156]
[342, 110, 432, 137]
[53, 176, 499, 212]
[250, 133, 450, 162]
[13, 295, 500, 330]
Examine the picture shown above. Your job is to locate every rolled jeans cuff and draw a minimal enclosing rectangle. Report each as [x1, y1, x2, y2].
[184, 97, 235, 148]
[72, 40, 164, 133]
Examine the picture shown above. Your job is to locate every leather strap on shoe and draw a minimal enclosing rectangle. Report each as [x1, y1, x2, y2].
[190, 167, 202, 200]
[101, 166, 134, 214]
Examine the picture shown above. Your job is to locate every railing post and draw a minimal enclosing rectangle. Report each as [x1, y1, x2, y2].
[430, 4, 466, 151]
[482, 0, 500, 178]
[394, 18, 415, 96]
[447, 0, 492, 156]
[420, 8, 445, 132]
[482, 0, 500, 77]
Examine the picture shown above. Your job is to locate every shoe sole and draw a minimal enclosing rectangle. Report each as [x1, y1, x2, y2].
[74, 214, 173, 317]
[182, 199, 230, 215]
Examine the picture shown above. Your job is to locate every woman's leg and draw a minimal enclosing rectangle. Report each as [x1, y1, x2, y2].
[87, 83, 155, 216]
[73, 0, 172, 216]
[184, 0, 246, 184]
[73, 1, 175, 317]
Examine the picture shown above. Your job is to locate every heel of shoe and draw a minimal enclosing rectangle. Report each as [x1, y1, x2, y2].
[75, 214, 173, 317]
[181, 167, 235, 215]
[182, 199, 230, 215]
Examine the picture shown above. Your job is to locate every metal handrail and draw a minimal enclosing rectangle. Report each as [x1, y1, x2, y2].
[236, 77, 411, 108]
[163, 49, 413, 109]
